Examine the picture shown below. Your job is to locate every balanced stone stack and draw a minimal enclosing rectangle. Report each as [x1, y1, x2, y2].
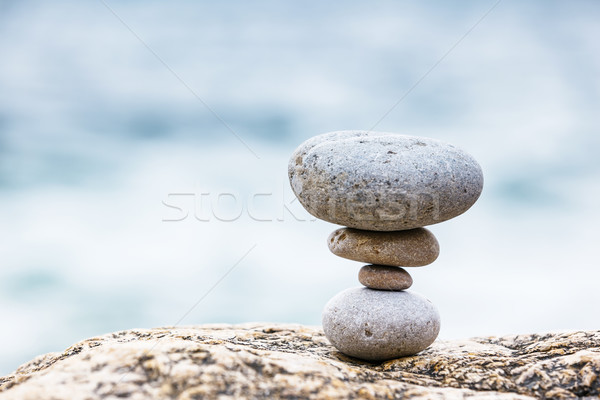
[288, 131, 483, 361]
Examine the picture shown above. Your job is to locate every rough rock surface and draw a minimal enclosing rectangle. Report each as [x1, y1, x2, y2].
[328, 227, 439, 267]
[1, 324, 599, 400]
[288, 131, 484, 231]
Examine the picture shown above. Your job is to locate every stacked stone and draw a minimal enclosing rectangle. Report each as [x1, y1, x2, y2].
[328, 227, 439, 291]
[288, 131, 483, 362]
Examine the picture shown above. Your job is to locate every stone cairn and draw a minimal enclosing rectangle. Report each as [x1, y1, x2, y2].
[288, 131, 483, 361]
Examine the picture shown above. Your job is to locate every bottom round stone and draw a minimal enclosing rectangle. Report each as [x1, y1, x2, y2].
[322, 287, 440, 361]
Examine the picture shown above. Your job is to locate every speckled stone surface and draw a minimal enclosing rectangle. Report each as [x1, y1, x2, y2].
[322, 287, 440, 361]
[328, 227, 439, 267]
[288, 131, 484, 231]
[358, 265, 413, 290]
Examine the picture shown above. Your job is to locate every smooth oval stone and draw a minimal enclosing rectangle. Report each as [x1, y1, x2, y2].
[288, 131, 483, 231]
[359, 265, 412, 290]
[328, 227, 439, 267]
[322, 287, 440, 361]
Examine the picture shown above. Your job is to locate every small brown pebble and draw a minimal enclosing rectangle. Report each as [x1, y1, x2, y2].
[328, 227, 439, 267]
[358, 265, 412, 291]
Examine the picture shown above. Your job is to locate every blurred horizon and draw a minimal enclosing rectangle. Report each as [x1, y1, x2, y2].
[1, 0, 599, 375]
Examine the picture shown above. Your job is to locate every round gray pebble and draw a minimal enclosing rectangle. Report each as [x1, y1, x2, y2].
[288, 131, 483, 231]
[322, 287, 440, 361]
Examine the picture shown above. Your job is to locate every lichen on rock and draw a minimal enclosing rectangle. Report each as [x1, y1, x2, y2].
[0, 324, 599, 399]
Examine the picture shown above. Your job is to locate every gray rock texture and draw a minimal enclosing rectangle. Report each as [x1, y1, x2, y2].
[322, 287, 440, 361]
[1, 324, 600, 399]
[328, 227, 439, 267]
[358, 265, 413, 290]
[289, 131, 484, 231]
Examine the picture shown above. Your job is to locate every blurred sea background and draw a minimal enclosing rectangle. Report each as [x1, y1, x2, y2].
[1, 0, 599, 375]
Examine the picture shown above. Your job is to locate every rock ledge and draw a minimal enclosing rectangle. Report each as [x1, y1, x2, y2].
[1, 324, 599, 399]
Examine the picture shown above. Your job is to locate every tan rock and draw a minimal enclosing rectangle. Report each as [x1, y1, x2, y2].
[328, 227, 439, 267]
[1, 325, 599, 399]
[358, 265, 413, 290]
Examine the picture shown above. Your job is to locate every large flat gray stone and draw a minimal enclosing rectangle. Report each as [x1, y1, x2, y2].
[289, 131, 484, 230]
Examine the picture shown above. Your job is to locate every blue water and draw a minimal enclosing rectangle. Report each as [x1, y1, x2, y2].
[1, 0, 599, 375]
